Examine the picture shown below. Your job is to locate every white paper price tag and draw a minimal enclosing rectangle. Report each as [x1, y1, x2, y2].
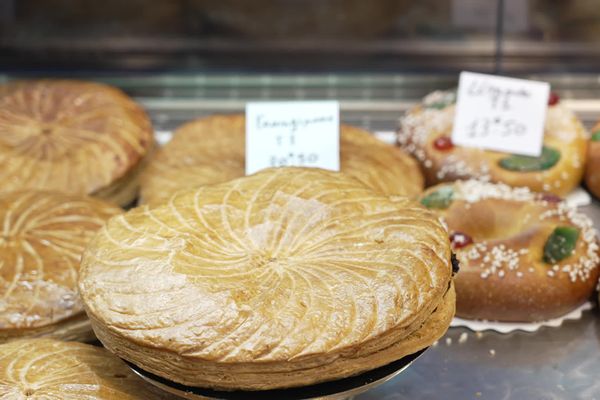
[452, 71, 550, 157]
[245, 101, 340, 175]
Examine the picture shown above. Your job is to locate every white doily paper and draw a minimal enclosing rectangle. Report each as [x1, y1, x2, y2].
[565, 187, 592, 207]
[374, 130, 397, 145]
[155, 130, 173, 145]
[450, 302, 593, 333]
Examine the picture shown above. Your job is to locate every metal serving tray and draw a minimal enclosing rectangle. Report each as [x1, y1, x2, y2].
[128, 349, 426, 400]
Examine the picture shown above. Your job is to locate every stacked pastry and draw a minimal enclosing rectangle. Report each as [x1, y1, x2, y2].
[0, 79, 154, 206]
[0, 191, 121, 342]
[80, 168, 455, 390]
[0, 78, 156, 343]
[140, 114, 424, 206]
[0, 79, 174, 396]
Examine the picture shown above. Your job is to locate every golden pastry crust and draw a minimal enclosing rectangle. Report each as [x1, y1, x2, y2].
[340, 125, 423, 197]
[0, 191, 121, 342]
[399, 91, 588, 196]
[420, 180, 600, 322]
[0, 80, 154, 206]
[89, 283, 455, 391]
[92, 146, 153, 207]
[0, 338, 170, 399]
[140, 114, 423, 206]
[585, 121, 600, 198]
[80, 167, 452, 390]
[0, 313, 96, 343]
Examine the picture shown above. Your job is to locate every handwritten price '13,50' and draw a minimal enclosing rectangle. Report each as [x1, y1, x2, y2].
[467, 116, 527, 139]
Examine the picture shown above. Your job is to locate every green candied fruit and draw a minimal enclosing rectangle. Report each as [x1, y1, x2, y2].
[424, 91, 457, 110]
[498, 146, 561, 172]
[420, 186, 454, 209]
[426, 102, 448, 110]
[543, 226, 580, 264]
[591, 130, 600, 141]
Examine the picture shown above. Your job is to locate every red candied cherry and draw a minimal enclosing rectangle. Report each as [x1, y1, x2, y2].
[433, 136, 454, 151]
[450, 231, 473, 249]
[540, 193, 562, 203]
[548, 92, 560, 106]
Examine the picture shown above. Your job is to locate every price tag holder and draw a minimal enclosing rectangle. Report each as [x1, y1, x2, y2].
[452, 71, 550, 157]
[245, 101, 340, 175]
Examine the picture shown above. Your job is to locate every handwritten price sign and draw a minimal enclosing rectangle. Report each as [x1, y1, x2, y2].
[245, 101, 340, 175]
[452, 72, 550, 156]
[270, 153, 320, 167]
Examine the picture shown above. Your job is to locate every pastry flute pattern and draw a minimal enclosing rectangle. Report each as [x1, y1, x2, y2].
[0, 338, 169, 399]
[80, 167, 454, 390]
[0, 80, 154, 205]
[0, 191, 121, 341]
[140, 114, 423, 206]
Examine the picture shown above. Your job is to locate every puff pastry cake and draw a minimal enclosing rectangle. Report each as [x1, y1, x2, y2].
[0, 80, 154, 206]
[0, 191, 121, 343]
[0, 338, 170, 399]
[139, 114, 423, 206]
[80, 167, 454, 390]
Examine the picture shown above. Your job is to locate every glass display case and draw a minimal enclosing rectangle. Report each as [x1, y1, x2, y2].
[1, 1, 599, 399]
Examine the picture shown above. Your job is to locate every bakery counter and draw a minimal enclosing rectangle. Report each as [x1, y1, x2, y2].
[1, 73, 598, 399]
[124, 109, 599, 400]
[127, 78, 600, 399]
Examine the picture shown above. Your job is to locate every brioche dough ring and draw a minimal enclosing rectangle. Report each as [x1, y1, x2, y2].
[420, 180, 599, 322]
[585, 121, 600, 198]
[399, 91, 588, 196]
[140, 114, 423, 206]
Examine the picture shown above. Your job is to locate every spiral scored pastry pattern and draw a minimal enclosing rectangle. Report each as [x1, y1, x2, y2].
[0, 339, 167, 399]
[0, 80, 153, 197]
[140, 114, 423, 206]
[81, 168, 451, 367]
[0, 191, 121, 332]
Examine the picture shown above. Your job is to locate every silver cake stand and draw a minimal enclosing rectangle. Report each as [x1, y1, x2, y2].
[127, 348, 426, 400]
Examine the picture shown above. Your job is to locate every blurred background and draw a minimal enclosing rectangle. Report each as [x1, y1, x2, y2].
[3, 0, 600, 73]
[2, 3, 600, 398]
[1, 0, 600, 130]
